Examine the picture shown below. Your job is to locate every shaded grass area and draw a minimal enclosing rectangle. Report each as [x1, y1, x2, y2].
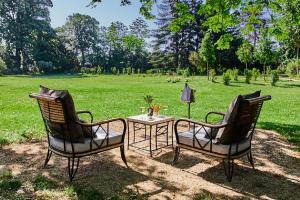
[0, 74, 299, 146]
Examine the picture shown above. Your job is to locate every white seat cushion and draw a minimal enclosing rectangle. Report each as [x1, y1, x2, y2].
[49, 126, 123, 153]
[177, 128, 250, 155]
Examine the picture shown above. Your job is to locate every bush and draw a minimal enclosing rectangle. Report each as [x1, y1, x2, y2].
[95, 66, 103, 74]
[111, 67, 117, 75]
[232, 68, 239, 81]
[270, 70, 279, 86]
[223, 70, 231, 85]
[37, 60, 53, 73]
[182, 68, 191, 77]
[245, 69, 252, 84]
[0, 58, 7, 75]
[286, 59, 299, 77]
[126, 67, 132, 75]
[252, 68, 260, 81]
[209, 69, 217, 82]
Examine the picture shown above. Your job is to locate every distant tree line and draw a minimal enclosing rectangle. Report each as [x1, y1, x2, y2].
[0, 0, 299, 77]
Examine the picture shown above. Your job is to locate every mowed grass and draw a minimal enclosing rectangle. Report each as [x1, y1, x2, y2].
[0, 74, 299, 145]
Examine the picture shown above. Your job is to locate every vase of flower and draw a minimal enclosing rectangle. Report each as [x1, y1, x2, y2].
[144, 95, 154, 119]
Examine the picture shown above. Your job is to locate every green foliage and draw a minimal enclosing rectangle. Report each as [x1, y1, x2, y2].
[63, 13, 100, 67]
[231, 68, 239, 81]
[252, 68, 261, 80]
[0, 57, 7, 75]
[33, 175, 58, 191]
[188, 51, 205, 73]
[270, 70, 279, 86]
[245, 69, 252, 84]
[209, 69, 217, 82]
[236, 40, 253, 70]
[223, 70, 231, 85]
[199, 32, 216, 78]
[286, 59, 299, 77]
[111, 67, 118, 75]
[182, 68, 191, 77]
[37, 61, 53, 74]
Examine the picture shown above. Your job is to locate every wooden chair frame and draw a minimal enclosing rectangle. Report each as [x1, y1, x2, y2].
[173, 95, 271, 181]
[30, 93, 127, 181]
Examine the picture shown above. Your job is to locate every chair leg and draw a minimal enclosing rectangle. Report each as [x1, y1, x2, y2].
[247, 150, 255, 169]
[120, 145, 128, 167]
[172, 146, 180, 165]
[43, 149, 52, 168]
[68, 157, 80, 182]
[222, 158, 234, 182]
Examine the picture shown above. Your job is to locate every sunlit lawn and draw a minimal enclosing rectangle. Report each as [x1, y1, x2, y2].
[0, 74, 299, 145]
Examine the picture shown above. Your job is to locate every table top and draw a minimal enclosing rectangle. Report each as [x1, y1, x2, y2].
[127, 114, 175, 125]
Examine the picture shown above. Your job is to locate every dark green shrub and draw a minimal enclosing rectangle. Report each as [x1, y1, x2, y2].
[245, 69, 252, 84]
[252, 68, 260, 81]
[270, 70, 279, 86]
[222, 70, 231, 85]
[209, 69, 217, 82]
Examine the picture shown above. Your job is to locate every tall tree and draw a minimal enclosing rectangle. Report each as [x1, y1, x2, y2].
[0, 0, 53, 73]
[254, 28, 275, 79]
[63, 13, 99, 67]
[236, 40, 253, 73]
[198, 32, 216, 79]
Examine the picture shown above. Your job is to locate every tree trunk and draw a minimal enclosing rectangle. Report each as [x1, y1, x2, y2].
[81, 50, 85, 68]
[245, 62, 248, 75]
[297, 46, 299, 76]
[207, 62, 209, 80]
[15, 48, 21, 73]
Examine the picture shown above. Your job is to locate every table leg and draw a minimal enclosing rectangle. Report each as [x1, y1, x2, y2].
[155, 125, 158, 150]
[166, 122, 169, 146]
[133, 122, 136, 143]
[127, 120, 130, 150]
[149, 125, 152, 157]
[171, 120, 174, 148]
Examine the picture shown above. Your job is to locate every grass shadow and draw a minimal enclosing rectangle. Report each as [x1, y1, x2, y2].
[258, 121, 300, 144]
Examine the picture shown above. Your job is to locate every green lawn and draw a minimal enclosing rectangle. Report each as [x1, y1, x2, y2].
[0, 74, 299, 145]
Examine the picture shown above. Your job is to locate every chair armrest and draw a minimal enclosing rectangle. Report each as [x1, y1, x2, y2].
[174, 118, 228, 142]
[205, 111, 225, 123]
[175, 118, 228, 129]
[77, 110, 93, 123]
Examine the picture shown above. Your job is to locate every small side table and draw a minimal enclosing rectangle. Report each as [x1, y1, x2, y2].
[127, 114, 175, 157]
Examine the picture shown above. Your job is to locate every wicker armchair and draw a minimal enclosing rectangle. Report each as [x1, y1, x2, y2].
[29, 92, 127, 181]
[173, 94, 271, 181]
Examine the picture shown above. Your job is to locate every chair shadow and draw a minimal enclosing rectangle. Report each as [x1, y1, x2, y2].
[199, 162, 300, 200]
[0, 143, 182, 199]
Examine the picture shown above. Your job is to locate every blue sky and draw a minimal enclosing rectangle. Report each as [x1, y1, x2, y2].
[49, 0, 157, 29]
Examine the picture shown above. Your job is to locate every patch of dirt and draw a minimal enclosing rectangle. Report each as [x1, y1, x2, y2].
[0, 129, 299, 199]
